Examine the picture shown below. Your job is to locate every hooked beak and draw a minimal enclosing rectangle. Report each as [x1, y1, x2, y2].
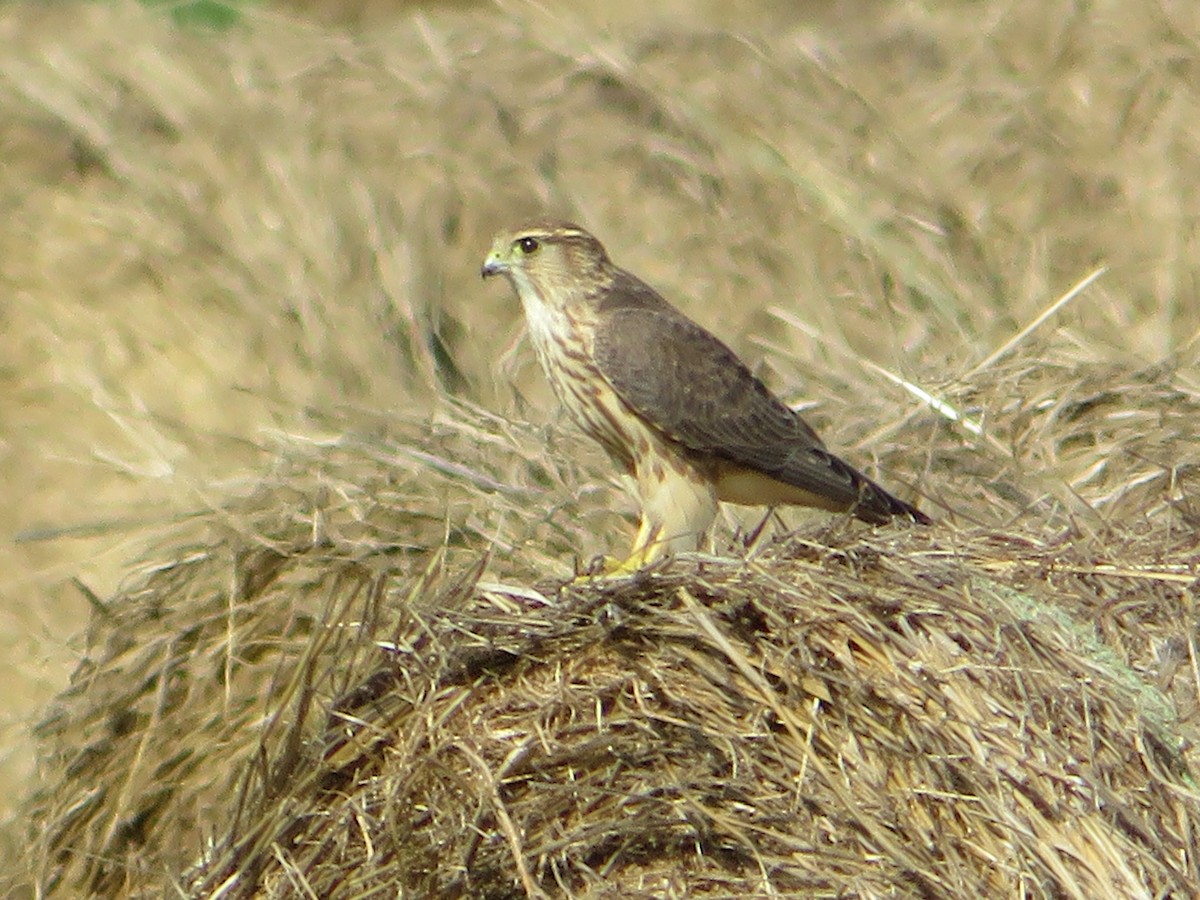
[481, 252, 507, 279]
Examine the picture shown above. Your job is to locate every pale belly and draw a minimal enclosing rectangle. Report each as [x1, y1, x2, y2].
[714, 463, 848, 513]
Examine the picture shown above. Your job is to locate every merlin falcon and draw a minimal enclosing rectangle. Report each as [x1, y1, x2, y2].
[482, 220, 930, 569]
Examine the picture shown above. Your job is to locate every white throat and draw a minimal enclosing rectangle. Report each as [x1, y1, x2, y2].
[509, 269, 574, 360]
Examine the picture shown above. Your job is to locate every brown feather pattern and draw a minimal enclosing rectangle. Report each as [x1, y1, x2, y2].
[483, 219, 930, 556]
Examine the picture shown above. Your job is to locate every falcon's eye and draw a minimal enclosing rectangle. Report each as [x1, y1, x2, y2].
[516, 236, 540, 255]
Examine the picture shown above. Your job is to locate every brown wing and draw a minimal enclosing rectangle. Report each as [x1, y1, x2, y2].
[592, 304, 929, 524]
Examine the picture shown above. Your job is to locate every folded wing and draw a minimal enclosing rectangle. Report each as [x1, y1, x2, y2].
[592, 305, 929, 525]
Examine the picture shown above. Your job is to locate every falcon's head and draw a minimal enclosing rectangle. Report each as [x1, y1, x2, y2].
[481, 220, 614, 309]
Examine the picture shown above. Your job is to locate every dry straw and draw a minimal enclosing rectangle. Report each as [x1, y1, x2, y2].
[27, 376, 1200, 896]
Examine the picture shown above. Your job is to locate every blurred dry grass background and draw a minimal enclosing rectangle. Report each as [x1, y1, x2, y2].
[2, 0, 1199, 893]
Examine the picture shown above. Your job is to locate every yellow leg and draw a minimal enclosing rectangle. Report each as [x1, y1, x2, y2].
[604, 517, 666, 575]
[590, 474, 718, 578]
[572, 457, 719, 581]
[570, 518, 658, 581]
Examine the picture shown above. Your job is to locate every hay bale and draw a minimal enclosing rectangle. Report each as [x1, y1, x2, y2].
[7, 0, 1200, 895]
[24, 388, 1200, 897]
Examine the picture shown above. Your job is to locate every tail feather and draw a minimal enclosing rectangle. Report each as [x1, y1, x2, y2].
[821, 450, 932, 525]
[854, 480, 932, 525]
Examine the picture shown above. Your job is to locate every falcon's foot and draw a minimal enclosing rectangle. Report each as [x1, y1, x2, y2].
[603, 548, 654, 577]
[569, 515, 706, 581]
[570, 550, 652, 582]
[571, 524, 668, 581]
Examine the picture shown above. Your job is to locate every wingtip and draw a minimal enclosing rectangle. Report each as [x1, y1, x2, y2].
[908, 505, 934, 526]
[885, 491, 933, 526]
[852, 480, 933, 527]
